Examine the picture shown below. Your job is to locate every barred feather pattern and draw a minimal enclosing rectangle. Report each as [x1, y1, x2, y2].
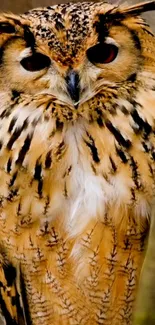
[0, 1, 155, 324]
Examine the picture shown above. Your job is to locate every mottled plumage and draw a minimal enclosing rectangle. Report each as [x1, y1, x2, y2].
[0, 1, 155, 324]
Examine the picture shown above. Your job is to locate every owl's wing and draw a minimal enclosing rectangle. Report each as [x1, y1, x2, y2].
[0, 254, 27, 325]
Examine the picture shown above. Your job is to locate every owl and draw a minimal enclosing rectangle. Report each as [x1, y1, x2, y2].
[0, 1, 155, 324]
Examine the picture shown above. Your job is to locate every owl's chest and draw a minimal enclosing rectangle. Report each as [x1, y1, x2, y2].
[41, 121, 152, 236]
[0, 117, 151, 325]
[0, 118, 152, 236]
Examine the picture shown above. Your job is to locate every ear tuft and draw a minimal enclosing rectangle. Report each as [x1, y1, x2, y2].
[120, 1, 155, 16]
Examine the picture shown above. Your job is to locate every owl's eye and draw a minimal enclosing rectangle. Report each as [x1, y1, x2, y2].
[20, 53, 51, 72]
[0, 23, 15, 34]
[87, 43, 118, 65]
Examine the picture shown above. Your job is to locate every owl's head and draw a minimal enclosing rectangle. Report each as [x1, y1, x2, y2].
[0, 1, 155, 111]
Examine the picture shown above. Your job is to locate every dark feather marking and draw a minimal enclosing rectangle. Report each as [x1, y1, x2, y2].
[0, 262, 27, 324]
[38, 179, 43, 198]
[116, 147, 128, 163]
[129, 29, 141, 50]
[96, 108, 104, 127]
[0, 141, 2, 151]
[94, 15, 109, 41]
[127, 73, 137, 82]
[7, 189, 18, 202]
[8, 117, 17, 133]
[0, 292, 18, 325]
[11, 90, 21, 101]
[56, 118, 64, 130]
[64, 182, 68, 198]
[97, 116, 104, 127]
[23, 25, 35, 49]
[3, 264, 16, 287]
[55, 21, 64, 31]
[131, 109, 152, 138]
[16, 134, 33, 166]
[31, 117, 41, 127]
[45, 102, 51, 111]
[142, 141, 150, 153]
[141, 26, 154, 37]
[85, 134, 100, 163]
[93, 9, 121, 41]
[123, 236, 131, 250]
[17, 202, 21, 216]
[131, 188, 136, 201]
[151, 151, 155, 160]
[0, 108, 12, 119]
[11, 296, 16, 306]
[94, 12, 127, 43]
[34, 161, 42, 181]
[148, 163, 154, 176]
[7, 119, 29, 151]
[106, 121, 131, 148]
[109, 156, 117, 172]
[9, 172, 18, 187]
[120, 105, 129, 115]
[56, 141, 65, 157]
[7, 157, 12, 173]
[67, 165, 72, 174]
[45, 150, 52, 169]
[7, 129, 23, 150]
[51, 106, 55, 113]
[21, 119, 29, 130]
[129, 156, 141, 189]
[63, 165, 72, 178]
[43, 196, 50, 215]
[34, 161, 43, 198]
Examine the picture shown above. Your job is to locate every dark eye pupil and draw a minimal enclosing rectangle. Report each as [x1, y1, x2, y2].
[0, 23, 15, 34]
[20, 53, 51, 72]
[87, 43, 118, 65]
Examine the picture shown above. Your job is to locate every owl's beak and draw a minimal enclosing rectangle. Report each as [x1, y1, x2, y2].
[65, 70, 80, 107]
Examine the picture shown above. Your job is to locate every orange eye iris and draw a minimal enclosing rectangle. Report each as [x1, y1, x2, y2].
[87, 43, 118, 65]
[20, 53, 51, 72]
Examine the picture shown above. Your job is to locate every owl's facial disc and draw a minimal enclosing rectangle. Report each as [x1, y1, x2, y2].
[0, 2, 146, 110]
